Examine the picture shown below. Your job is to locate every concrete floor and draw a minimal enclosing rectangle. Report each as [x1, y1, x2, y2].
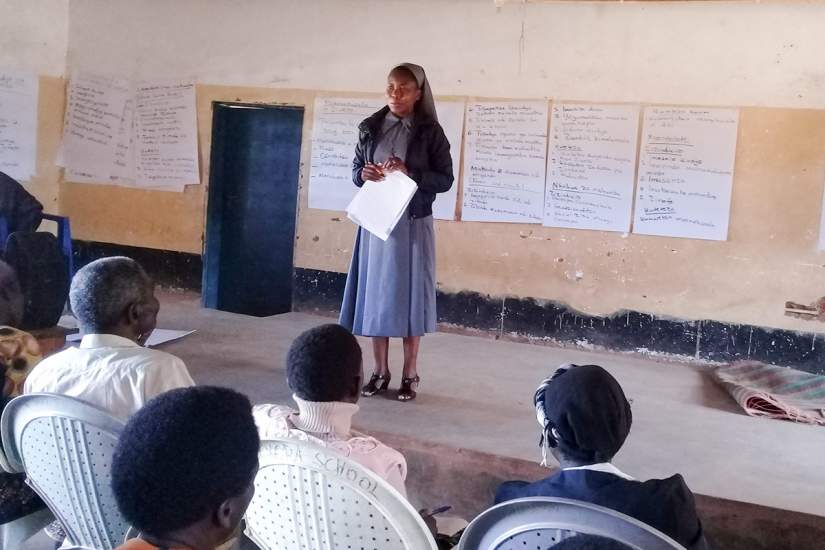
[21, 290, 825, 549]
[150, 291, 825, 519]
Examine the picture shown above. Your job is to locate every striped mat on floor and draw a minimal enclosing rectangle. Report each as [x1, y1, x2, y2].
[713, 361, 825, 425]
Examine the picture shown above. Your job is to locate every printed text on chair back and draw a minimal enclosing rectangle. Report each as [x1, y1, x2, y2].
[244, 439, 437, 550]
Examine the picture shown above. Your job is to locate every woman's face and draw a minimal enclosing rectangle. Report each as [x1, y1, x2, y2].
[386, 71, 421, 118]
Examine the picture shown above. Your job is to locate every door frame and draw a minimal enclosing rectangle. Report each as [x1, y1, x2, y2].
[201, 101, 304, 312]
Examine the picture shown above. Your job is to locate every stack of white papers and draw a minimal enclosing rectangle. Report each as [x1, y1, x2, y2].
[67, 329, 196, 348]
[346, 171, 418, 241]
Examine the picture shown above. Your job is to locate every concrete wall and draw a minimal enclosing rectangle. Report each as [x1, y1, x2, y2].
[67, 0, 825, 108]
[1, 0, 68, 212]
[46, 0, 825, 334]
[1, 0, 68, 77]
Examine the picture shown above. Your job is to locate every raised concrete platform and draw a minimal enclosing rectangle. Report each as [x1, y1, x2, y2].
[150, 292, 825, 547]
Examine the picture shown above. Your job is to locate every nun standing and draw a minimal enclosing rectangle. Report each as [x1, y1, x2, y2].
[339, 63, 453, 402]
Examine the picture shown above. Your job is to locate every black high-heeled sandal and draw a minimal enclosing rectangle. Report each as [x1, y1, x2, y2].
[397, 375, 420, 401]
[362, 373, 391, 397]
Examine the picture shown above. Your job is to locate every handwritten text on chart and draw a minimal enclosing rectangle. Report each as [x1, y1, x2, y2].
[62, 72, 131, 180]
[544, 103, 639, 232]
[67, 97, 136, 186]
[633, 107, 739, 241]
[0, 69, 38, 181]
[64, 76, 198, 190]
[134, 81, 199, 189]
[308, 97, 385, 211]
[461, 102, 548, 223]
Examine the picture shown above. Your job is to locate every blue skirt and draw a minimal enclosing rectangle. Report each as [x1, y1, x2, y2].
[339, 215, 436, 337]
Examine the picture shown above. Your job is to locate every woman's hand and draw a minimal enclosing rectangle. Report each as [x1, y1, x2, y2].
[361, 163, 385, 182]
[384, 155, 409, 176]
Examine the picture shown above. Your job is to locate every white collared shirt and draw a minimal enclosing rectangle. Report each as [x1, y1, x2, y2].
[24, 334, 195, 421]
[253, 396, 408, 497]
[563, 462, 635, 481]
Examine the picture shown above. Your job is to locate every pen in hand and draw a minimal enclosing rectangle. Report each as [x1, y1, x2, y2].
[362, 162, 385, 182]
[421, 505, 452, 518]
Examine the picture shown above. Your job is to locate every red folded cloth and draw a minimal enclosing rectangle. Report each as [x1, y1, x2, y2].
[713, 361, 825, 425]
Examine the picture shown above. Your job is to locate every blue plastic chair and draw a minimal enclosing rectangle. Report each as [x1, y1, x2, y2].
[40, 214, 74, 279]
[0, 214, 74, 280]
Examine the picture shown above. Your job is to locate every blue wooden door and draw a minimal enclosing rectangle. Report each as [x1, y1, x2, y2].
[203, 103, 304, 316]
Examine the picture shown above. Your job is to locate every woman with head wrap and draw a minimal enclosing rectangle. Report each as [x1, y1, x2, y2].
[0, 260, 47, 536]
[340, 63, 453, 402]
[495, 364, 708, 550]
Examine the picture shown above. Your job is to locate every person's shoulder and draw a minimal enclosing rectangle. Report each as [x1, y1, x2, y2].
[134, 347, 187, 368]
[139, 348, 193, 389]
[0, 170, 19, 188]
[640, 473, 693, 493]
[349, 433, 406, 463]
[253, 403, 298, 440]
[637, 473, 699, 509]
[114, 539, 160, 550]
[27, 346, 77, 373]
[359, 107, 388, 132]
[253, 403, 294, 420]
[418, 117, 449, 143]
[495, 471, 563, 503]
[638, 474, 705, 547]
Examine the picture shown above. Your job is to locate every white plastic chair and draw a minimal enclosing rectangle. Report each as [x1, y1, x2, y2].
[244, 439, 437, 550]
[457, 497, 686, 550]
[1, 393, 131, 549]
[0, 505, 54, 549]
[0, 433, 55, 549]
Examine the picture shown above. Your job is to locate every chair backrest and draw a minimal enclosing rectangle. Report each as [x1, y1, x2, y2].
[4, 231, 69, 330]
[40, 213, 75, 280]
[0, 213, 74, 279]
[245, 439, 438, 550]
[457, 497, 686, 550]
[1, 393, 130, 549]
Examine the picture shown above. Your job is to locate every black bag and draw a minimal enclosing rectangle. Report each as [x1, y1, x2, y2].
[3, 232, 69, 330]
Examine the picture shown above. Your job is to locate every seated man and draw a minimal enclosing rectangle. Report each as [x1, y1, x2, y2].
[112, 386, 260, 550]
[254, 323, 408, 496]
[496, 364, 708, 550]
[25, 256, 194, 419]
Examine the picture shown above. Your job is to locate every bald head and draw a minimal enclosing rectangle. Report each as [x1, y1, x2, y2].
[70, 257, 158, 341]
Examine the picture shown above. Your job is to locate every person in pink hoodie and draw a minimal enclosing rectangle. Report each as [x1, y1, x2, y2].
[253, 324, 408, 496]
